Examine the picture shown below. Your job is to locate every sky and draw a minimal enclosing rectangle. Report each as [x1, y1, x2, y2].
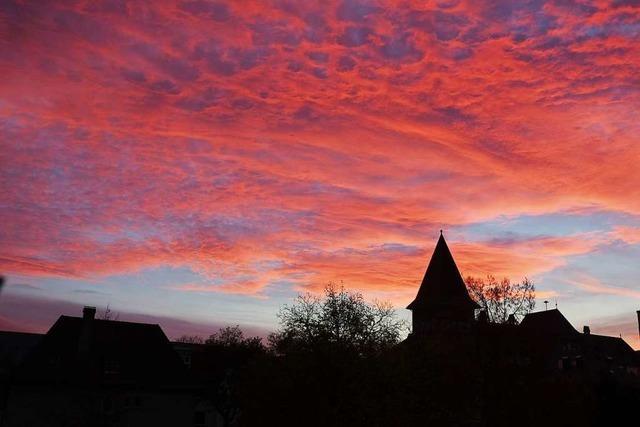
[1, 0, 639, 348]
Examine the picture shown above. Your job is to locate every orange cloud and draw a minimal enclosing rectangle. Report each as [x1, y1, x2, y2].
[610, 226, 640, 245]
[1, 0, 639, 308]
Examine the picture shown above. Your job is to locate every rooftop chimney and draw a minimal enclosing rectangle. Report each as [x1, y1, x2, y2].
[583, 325, 590, 335]
[78, 306, 96, 356]
[83, 306, 96, 320]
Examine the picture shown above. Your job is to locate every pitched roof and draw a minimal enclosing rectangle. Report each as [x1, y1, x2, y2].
[519, 309, 578, 335]
[19, 315, 186, 384]
[581, 333, 635, 357]
[407, 233, 479, 311]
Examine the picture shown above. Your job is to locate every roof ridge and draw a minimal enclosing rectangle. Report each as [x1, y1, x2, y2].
[60, 315, 161, 328]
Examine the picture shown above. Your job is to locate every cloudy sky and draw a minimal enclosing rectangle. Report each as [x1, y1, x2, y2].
[1, 0, 639, 347]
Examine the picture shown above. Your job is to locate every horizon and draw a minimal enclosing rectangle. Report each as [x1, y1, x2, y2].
[1, 1, 640, 350]
[1, 234, 638, 349]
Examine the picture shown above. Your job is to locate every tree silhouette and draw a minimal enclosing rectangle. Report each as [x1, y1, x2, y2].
[269, 282, 405, 356]
[99, 304, 119, 321]
[175, 334, 204, 344]
[236, 283, 405, 426]
[192, 326, 266, 427]
[205, 325, 263, 350]
[465, 275, 535, 323]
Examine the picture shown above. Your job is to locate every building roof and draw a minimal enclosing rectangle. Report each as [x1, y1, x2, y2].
[407, 233, 479, 311]
[19, 313, 186, 384]
[581, 333, 635, 357]
[520, 309, 578, 335]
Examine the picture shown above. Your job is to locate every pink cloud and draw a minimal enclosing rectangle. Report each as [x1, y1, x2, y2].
[564, 273, 640, 299]
[0, 0, 639, 305]
[610, 226, 640, 245]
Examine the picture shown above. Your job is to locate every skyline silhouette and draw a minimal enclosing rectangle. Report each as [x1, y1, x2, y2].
[2, 0, 640, 349]
[1, 234, 638, 426]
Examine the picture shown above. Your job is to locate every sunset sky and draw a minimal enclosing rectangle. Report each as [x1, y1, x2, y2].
[1, 0, 639, 347]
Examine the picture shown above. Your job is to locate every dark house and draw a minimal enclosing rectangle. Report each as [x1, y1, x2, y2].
[519, 308, 638, 376]
[3, 307, 222, 427]
[18, 307, 186, 384]
[400, 233, 640, 426]
[407, 233, 640, 379]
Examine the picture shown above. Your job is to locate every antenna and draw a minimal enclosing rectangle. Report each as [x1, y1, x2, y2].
[555, 300, 558, 309]
[544, 300, 549, 310]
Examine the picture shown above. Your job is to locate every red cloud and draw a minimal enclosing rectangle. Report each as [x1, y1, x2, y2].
[1, 0, 639, 304]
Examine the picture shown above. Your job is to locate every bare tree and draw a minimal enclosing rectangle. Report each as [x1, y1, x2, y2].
[175, 335, 204, 344]
[465, 275, 535, 323]
[100, 304, 119, 321]
[205, 325, 263, 349]
[270, 282, 406, 355]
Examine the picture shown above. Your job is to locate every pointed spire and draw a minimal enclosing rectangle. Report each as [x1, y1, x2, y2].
[407, 232, 479, 311]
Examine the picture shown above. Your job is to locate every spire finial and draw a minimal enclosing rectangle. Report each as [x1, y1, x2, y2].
[440, 229, 443, 236]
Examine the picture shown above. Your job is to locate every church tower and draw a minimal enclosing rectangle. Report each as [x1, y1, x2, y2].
[407, 232, 479, 334]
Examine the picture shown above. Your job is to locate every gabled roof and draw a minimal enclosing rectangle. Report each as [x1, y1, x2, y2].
[20, 315, 186, 384]
[581, 333, 635, 356]
[520, 309, 578, 335]
[407, 233, 479, 311]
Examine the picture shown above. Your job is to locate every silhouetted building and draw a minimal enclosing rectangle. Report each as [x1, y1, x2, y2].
[407, 233, 639, 379]
[407, 232, 479, 334]
[3, 307, 222, 427]
[518, 309, 638, 376]
[1, 234, 638, 427]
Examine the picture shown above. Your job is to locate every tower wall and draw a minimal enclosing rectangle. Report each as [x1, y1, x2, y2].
[411, 305, 476, 335]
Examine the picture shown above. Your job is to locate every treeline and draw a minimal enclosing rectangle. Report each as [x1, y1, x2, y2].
[177, 284, 639, 427]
